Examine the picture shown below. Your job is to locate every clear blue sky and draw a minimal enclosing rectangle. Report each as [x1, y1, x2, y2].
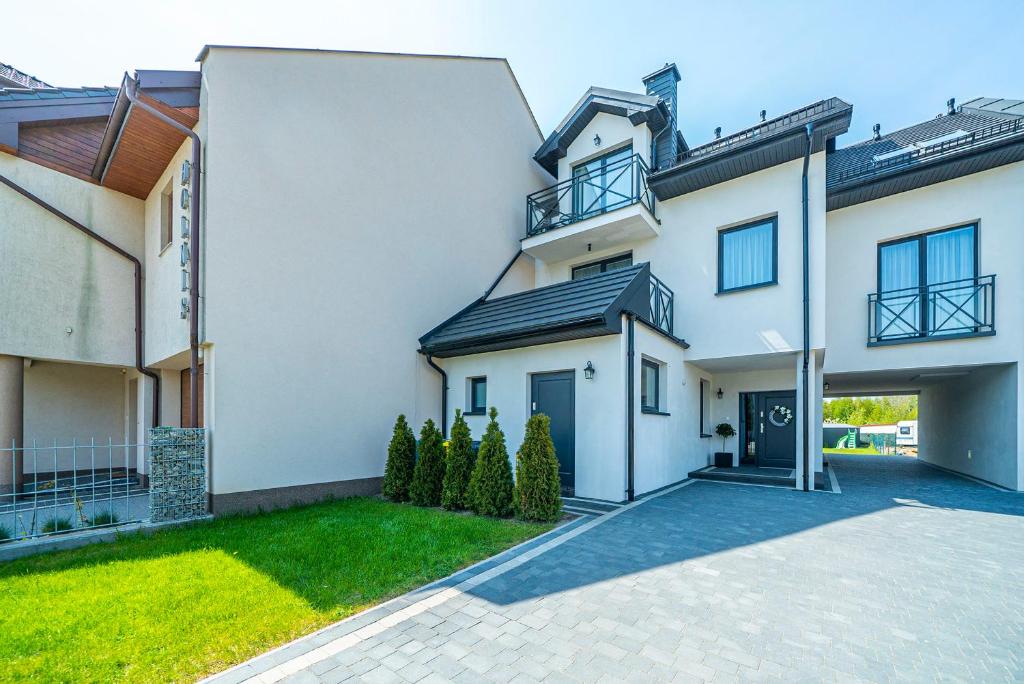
[6, 0, 1022, 147]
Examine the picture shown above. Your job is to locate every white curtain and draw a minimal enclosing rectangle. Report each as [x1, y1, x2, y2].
[878, 240, 920, 337]
[927, 226, 976, 332]
[721, 222, 773, 290]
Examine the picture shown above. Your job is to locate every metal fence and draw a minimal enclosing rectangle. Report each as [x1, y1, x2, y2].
[1, 429, 207, 544]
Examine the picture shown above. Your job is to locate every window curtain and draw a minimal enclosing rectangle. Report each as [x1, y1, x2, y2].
[878, 240, 920, 337]
[573, 146, 632, 217]
[721, 222, 773, 290]
[926, 226, 975, 332]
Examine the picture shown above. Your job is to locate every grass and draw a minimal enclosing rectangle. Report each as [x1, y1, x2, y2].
[40, 516, 73, 534]
[90, 510, 121, 526]
[823, 446, 880, 455]
[0, 497, 552, 683]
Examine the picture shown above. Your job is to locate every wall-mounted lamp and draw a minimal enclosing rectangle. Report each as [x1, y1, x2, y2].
[583, 361, 596, 380]
[824, 382, 831, 391]
[593, 134, 601, 147]
[716, 387, 724, 399]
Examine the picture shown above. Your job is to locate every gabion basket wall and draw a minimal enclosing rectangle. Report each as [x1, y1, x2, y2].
[148, 427, 207, 522]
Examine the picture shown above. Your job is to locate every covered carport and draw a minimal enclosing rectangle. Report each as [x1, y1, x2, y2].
[824, 362, 1021, 490]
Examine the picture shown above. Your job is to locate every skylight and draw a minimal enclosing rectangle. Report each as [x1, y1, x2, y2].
[872, 146, 916, 163]
[913, 129, 969, 148]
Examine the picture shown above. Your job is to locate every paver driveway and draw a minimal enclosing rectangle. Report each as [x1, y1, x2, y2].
[214, 455, 1024, 683]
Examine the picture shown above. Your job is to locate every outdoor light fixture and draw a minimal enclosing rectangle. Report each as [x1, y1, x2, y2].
[593, 134, 601, 147]
[584, 361, 596, 380]
[824, 382, 831, 391]
[716, 387, 724, 399]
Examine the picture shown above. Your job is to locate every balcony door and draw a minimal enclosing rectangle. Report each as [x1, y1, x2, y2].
[877, 224, 977, 339]
[572, 145, 633, 220]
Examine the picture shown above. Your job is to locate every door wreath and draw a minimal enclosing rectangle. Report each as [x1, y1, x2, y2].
[768, 405, 794, 427]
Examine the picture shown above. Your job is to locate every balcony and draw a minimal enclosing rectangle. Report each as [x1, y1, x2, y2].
[648, 272, 674, 337]
[523, 154, 659, 262]
[868, 275, 995, 346]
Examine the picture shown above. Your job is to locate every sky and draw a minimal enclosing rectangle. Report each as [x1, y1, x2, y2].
[5, 0, 1022, 146]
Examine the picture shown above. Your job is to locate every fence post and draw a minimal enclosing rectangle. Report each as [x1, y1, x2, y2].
[148, 427, 207, 523]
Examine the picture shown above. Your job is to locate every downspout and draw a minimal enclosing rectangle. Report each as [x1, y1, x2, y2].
[124, 77, 203, 427]
[800, 123, 815, 492]
[0, 173, 161, 427]
[421, 353, 448, 438]
[625, 313, 636, 502]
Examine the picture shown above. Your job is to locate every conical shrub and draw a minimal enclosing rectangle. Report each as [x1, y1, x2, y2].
[382, 414, 416, 502]
[515, 414, 563, 522]
[410, 419, 445, 506]
[441, 409, 475, 510]
[467, 408, 514, 517]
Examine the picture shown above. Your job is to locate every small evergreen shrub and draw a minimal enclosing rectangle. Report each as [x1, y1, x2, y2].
[91, 510, 121, 526]
[410, 419, 445, 506]
[515, 414, 563, 522]
[441, 409, 475, 510]
[715, 422, 736, 452]
[382, 414, 416, 502]
[41, 517, 73, 534]
[467, 408, 514, 517]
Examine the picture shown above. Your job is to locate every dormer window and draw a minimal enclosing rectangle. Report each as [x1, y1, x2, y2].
[572, 145, 633, 219]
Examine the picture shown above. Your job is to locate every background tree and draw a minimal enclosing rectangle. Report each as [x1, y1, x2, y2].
[467, 408, 514, 517]
[410, 419, 445, 506]
[381, 414, 416, 502]
[441, 409, 475, 510]
[514, 414, 562, 522]
[823, 396, 917, 425]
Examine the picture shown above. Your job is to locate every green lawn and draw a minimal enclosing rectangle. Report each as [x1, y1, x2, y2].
[823, 446, 880, 455]
[0, 497, 552, 683]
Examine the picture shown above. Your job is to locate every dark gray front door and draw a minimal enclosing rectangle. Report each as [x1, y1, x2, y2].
[531, 371, 575, 495]
[757, 391, 797, 469]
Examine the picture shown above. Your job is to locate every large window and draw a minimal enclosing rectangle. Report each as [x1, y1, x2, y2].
[572, 145, 633, 219]
[571, 253, 633, 280]
[877, 223, 977, 337]
[718, 217, 778, 293]
[468, 377, 487, 414]
[640, 359, 660, 413]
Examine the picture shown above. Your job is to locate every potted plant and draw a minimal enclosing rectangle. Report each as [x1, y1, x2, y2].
[714, 422, 736, 467]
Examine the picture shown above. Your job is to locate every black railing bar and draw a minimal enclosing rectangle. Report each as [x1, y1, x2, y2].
[870, 274, 994, 298]
[527, 154, 648, 199]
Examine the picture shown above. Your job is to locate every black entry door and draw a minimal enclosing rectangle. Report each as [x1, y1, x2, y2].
[531, 371, 575, 495]
[757, 391, 797, 469]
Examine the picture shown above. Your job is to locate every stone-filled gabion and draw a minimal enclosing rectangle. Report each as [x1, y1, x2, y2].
[148, 427, 207, 523]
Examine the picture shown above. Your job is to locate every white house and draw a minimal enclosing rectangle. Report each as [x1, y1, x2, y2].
[1, 50, 1021, 516]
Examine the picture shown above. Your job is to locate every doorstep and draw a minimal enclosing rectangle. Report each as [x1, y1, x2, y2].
[688, 465, 835, 492]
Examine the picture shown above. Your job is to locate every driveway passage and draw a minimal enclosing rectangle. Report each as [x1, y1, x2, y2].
[214, 455, 1024, 683]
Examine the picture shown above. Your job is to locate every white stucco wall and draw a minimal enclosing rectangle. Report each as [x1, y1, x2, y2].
[23, 360, 127, 472]
[440, 335, 626, 502]
[198, 48, 549, 496]
[556, 112, 653, 183]
[535, 152, 829, 364]
[919, 363, 1019, 490]
[824, 162, 1024, 375]
[0, 154, 143, 366]
[632, 324, 698, 495]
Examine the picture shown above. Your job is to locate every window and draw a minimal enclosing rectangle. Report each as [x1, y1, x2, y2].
[699, 379, 712, 437]
[160, 181, 174, 252]
[572, 145, 633, 219]
[571, 253, 633, 280]
[468, 377, 487, 414]
[718, 217, 778, 293]
[640, 360, 660, 413]
[877, 223, 977, 337]
[899, 426, 912, 436]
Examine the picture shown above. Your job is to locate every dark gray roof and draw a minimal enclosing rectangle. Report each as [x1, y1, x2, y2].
[0, 86, 118, 103]
[0, 62, 51, 89]
[420, 264, 652, 358]
[534, 88, 669, 176]
[826, 97, 1024, 210]
[649, 97, 852, 201]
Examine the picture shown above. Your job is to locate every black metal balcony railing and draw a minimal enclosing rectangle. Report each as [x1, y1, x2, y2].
[526, 154, 654, 237]
[648, 274, 674, 336]
[868, 275, 995, 346]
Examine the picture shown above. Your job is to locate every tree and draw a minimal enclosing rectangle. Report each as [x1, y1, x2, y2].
[823, 396, 917, 425]
[441, 409, 475, 510]
[410, 419, 445, 506]
[715, 422, 736, 452]
[514, 414, 563, 522]
[467, 408, 514, 517]
[382, 414, 416, 502]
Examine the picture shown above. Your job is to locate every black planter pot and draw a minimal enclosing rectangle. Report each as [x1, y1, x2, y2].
[714, 452, 733, 467]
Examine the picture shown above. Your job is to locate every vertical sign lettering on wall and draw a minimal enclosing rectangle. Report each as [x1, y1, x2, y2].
[179, 160, 192, 320]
